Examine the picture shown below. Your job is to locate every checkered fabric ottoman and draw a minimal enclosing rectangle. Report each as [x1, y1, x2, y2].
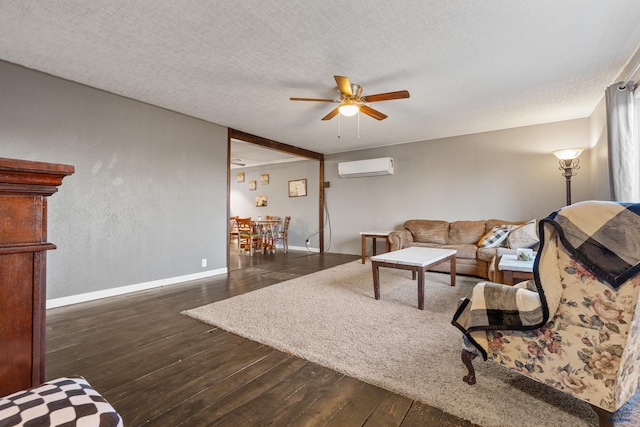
[0, 377, 122, 427]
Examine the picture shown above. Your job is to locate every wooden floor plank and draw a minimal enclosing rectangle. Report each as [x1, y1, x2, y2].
[47, 314, 212, 371]
[173, 357, 310, 427]
[106, 332, 256, 405]
[287, 376, 367, 427]
[44, 250, 479, 427]
[363, 393, 415, 427]
[47, 323, 226, 391]
[324, 383, 391, 427]
[212, 363, 344, 427]
[119, 344, 277, 426]
[146, 351, 296, 427]
[438, 413, 473, 427]
[400, 400, 445, 427]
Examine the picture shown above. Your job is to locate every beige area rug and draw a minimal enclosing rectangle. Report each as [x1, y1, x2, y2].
[183, 261, 639, 427]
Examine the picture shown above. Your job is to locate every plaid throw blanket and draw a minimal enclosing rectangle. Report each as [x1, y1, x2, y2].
[452, 201, 640, 359]
[547, 201, 640, 287]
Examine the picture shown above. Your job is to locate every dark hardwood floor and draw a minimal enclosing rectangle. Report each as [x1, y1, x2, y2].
[46, 249, 479, 427]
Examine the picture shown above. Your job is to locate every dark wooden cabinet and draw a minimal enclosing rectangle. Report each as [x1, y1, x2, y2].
[0, 157, 74, 396]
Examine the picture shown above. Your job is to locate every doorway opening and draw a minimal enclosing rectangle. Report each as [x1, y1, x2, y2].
[227, 129, 325, 270]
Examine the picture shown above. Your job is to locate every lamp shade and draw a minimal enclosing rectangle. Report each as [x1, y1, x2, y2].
[553, 147, 584, 160]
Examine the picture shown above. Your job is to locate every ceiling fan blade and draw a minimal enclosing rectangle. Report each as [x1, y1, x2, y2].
[363, 90, 410, 103]
[290, 97, 335, 102]
[334, 76, 353, 96]
[359, 105, 388, 121]
[321, 107, 340, 121]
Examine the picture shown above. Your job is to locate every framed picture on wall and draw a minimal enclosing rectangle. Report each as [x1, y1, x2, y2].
[249, 180, 256, 191]
[256, 195, 267, 207]
[260, 174, 269, 184]
[288, 179, 307, 197]
[236, 172, 245, 183]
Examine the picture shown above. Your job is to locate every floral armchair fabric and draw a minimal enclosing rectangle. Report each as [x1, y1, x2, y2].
[486, 244, 640, 413]
[452, 201, 640, 425]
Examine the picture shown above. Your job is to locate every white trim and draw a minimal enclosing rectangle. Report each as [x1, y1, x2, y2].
[268, 243, 320, 253]
[46, 267, 227, 309]
[288, 245, 320, 253]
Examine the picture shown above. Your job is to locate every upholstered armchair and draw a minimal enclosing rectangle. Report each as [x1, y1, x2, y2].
[453, 201, 640, 427]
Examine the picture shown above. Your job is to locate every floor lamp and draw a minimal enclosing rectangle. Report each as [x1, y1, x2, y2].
[553, 148, 584, 206]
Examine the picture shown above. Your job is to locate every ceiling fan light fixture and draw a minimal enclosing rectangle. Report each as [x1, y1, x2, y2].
[290, 75, 408, 121]
[338, 103, 359, 117]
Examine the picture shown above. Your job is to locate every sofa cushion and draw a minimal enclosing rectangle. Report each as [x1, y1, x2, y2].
[405, 242, 443, 249]
[442, 243, 477, 259]
[478, 225, 514, 248]
[477, 247, 517, 263]
[404, 220, 449, 244]
[477, 247, 500, 263]
[448, 221, 486, 245]
[485, 218, 526, 233]
[507, 219, 539, 249]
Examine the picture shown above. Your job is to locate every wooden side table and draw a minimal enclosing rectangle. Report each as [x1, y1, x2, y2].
[360, 231, 392, 264]
[498, 254, 535, 285]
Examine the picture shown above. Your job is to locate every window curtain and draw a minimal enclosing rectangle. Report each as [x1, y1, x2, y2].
[606, 81, 640, 202]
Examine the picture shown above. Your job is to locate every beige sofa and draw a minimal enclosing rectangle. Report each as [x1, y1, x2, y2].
[388, 219, 535, 280]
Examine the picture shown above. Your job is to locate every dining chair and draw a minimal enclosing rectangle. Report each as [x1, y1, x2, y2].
[272, 216, 291, 253]
[229, 216, 239, 247]
[260, 216, 281, 253]
[236, 217, 260, 255]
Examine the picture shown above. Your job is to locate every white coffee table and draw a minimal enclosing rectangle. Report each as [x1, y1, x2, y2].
[498, 253, 535, 285]
[371, 247, 457, 310]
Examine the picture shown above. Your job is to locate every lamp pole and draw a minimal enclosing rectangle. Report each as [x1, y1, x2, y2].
[559, 159, 579, 205]
[553, 148, 584, 207]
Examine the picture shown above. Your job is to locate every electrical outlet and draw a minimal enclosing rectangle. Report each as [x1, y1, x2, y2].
[201, 258, 207, 268]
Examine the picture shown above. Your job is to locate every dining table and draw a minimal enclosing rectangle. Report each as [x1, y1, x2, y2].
[252, 218, 282, 253]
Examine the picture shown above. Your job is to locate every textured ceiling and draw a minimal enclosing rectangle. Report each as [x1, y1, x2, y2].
[230, 139, 303, 169]
[1, 1, 640, 155]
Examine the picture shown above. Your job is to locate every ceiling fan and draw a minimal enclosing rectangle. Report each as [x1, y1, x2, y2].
[290, 75, 410, 121]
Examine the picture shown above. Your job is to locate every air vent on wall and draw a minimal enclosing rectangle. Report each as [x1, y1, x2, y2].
[337, 157, 394, 178]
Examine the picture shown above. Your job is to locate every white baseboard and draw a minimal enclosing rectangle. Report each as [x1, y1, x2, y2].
[288, 245, 320, 253]
[46, 267, 227, 309]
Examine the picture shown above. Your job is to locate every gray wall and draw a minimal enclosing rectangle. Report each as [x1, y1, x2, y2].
[0, 59, 614, 304]
[230, 159, 320, 249]
[0, 60, 228, 301]
[325, 118, 599, 255]
[588, 98, 612, 201]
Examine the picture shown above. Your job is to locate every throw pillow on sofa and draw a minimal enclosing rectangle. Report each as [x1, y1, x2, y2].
[477, 225, 516, 248]
[507, 219, 539, 249]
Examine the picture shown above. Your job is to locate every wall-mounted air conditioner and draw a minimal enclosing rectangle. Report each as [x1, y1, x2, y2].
[338, 157, 394, 178]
